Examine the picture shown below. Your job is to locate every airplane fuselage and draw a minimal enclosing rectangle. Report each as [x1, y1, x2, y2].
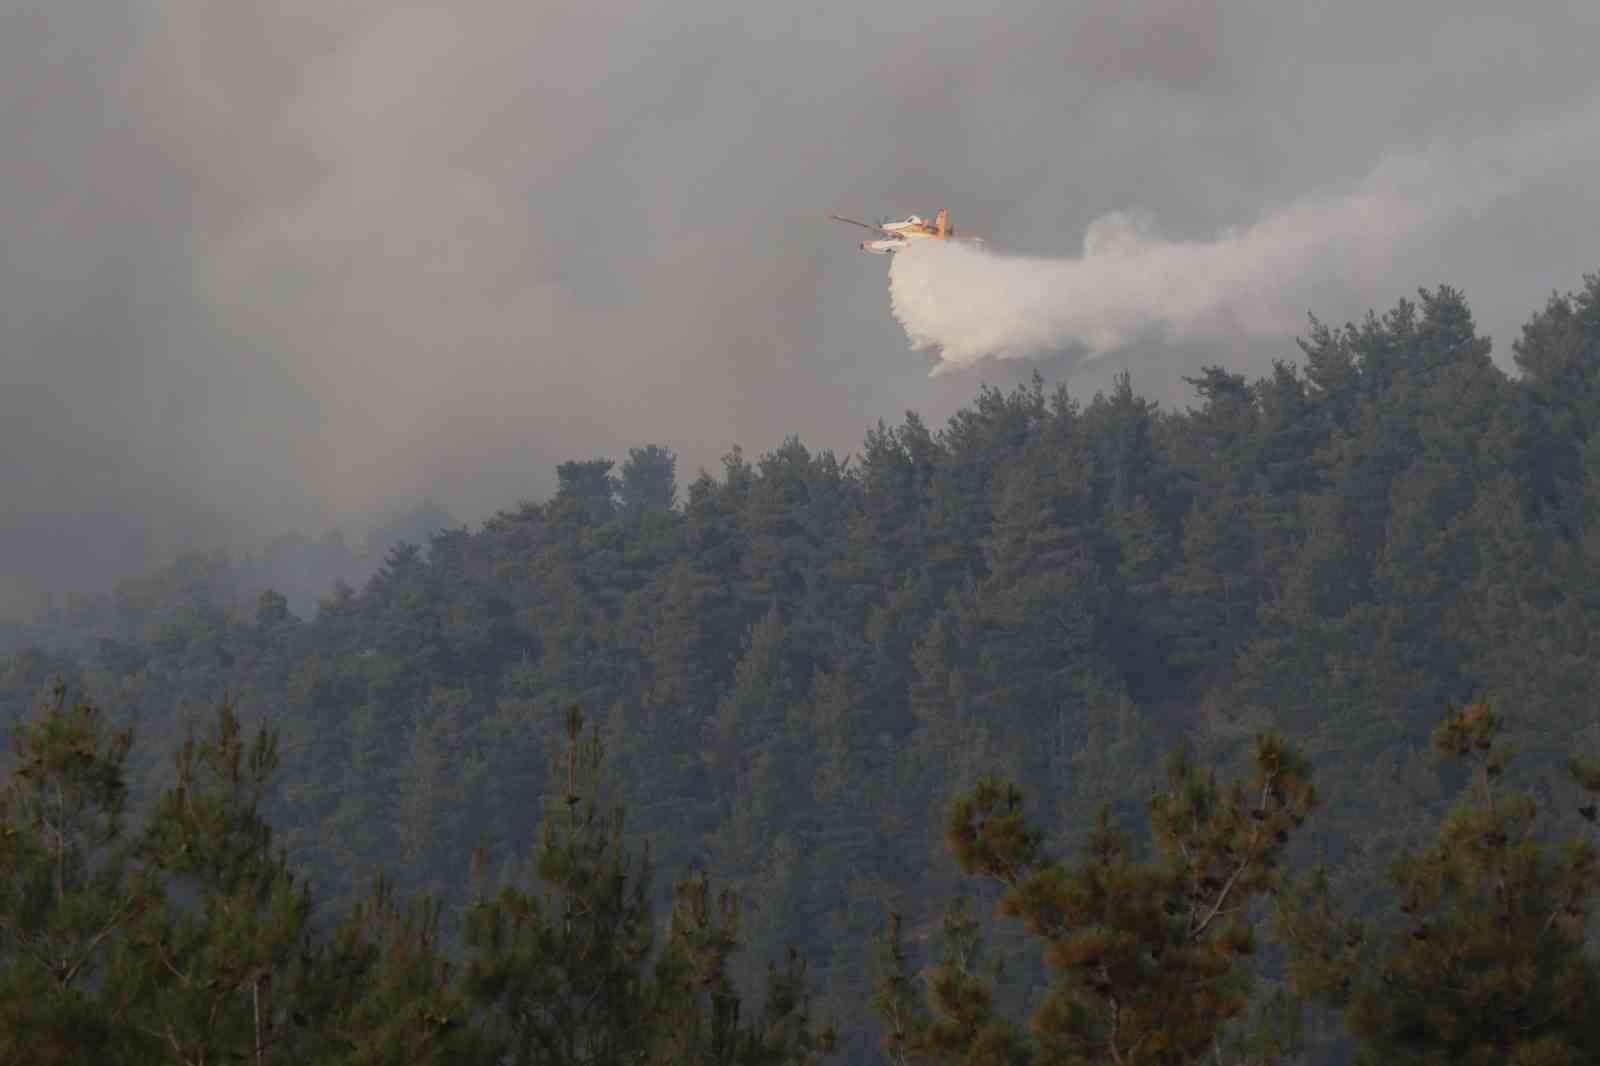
[861, 237, 907, 254]
[862, 217, 939, 254]
[834, 210, 980, 255]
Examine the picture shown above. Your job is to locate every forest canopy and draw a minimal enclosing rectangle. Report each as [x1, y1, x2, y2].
[6, 275, 1600, 1062]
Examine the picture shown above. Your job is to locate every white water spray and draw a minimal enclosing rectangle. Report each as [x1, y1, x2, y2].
[886, 113, 1599, 375]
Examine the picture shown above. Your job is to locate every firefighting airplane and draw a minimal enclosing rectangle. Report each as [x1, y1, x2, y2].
[829, 210, 983, 254]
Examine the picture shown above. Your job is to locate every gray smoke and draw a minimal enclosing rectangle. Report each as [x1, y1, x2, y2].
[5, 0, 1600, 614]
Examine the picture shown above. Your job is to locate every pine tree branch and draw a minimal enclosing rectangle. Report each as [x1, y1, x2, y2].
[1105, 982, 1126, 1066]
[1192, 855, 1252, 941]
[0, 925, 59, 983]
[57, 893, 142, 989]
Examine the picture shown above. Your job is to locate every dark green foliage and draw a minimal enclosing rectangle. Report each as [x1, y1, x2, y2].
[872, 901, 1031, 1066]
[0, 697, 831, 1064]
[463, 706, 659, 1064]
[122, 698, 316, 1064]
[463, 706, 834, 1065]
[7, 275, 1600, 1057]
[874, 735, 1317, 1065]
[620, 445, 679, 521]
[1278, 700, 1600, 1064]
[314, 875, 489, 1064]
[557, 459, 621, 525]
[1512, 274, 1600, 516]
[0, 686, 146, 1063]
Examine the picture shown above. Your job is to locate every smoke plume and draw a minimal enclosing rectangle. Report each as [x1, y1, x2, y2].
[889, 116, 1590, 374]
[6, 0, 1600, 614]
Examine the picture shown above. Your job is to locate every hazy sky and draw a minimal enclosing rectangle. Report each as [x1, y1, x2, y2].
[5, 0, 1600, 609]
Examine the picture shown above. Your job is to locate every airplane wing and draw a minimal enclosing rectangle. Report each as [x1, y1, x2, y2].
[830, 215, 887, 233]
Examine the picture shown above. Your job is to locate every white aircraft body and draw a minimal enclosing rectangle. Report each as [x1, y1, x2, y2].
[829, 210, 983, 254]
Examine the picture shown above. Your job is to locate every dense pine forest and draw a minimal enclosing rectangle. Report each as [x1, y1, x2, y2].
[7, 275, 1600, 1063]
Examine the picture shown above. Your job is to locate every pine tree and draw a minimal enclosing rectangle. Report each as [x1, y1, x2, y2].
[875, 734, 1318, 1065]
[311, 874, 490, 1064]
[121, 698, 316, 1064]
[1511, 274, 1600, 516]
[463, 706, 834, 1065]
[619, 445, 679, 522]
[1278, 700, 1600, 1064]
[555, 460, 621, 526]
[0, 686, 151, 1063]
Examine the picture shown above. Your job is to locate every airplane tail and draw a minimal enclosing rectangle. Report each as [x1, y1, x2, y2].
[935, 209, 947, 238]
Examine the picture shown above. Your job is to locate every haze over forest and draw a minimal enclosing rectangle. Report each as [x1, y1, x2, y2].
[10, 4, 1600, 1063]
[7, 0, 1600, 613]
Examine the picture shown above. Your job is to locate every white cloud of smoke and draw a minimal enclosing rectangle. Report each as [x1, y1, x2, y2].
[890, 109, 1600, 375]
